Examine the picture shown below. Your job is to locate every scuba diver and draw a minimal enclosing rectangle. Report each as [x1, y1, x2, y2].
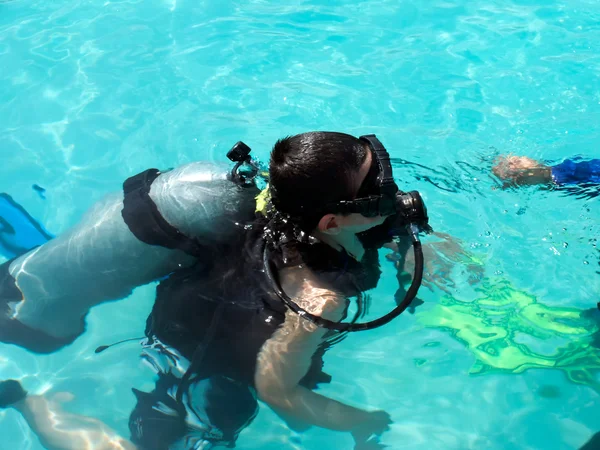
[0, 131, 432, 449]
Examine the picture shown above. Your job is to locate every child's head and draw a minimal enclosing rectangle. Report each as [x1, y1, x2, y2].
[492, 155, 552, 186]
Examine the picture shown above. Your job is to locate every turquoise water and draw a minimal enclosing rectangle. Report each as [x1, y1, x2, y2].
[1, 0, 599, 448]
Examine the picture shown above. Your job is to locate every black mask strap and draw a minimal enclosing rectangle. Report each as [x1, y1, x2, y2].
[325, 135, 399, 218]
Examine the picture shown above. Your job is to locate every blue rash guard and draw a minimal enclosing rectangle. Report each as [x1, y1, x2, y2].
[551, 158, 600, 185]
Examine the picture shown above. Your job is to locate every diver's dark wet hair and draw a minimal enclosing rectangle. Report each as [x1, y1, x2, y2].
[269, 131, 367, 231]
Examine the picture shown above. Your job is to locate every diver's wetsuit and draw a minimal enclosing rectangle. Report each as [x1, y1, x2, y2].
[551, 158, 600, 185]
[129, 218, 387, 449]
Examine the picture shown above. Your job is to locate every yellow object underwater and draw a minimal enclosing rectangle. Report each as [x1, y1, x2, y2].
[418, 278, 600, 391]
[255, 185, 270, 216]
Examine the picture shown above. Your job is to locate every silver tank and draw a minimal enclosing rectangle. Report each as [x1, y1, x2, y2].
[8, 162, 258, 338]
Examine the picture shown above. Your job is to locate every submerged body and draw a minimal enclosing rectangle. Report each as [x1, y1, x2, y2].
[131, 220, 388, 448]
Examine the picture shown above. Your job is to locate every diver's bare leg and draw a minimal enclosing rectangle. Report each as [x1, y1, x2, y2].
[2, 380, 136, 450]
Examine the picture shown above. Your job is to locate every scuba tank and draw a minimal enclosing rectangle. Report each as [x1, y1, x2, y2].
[8, 155, 261, 338]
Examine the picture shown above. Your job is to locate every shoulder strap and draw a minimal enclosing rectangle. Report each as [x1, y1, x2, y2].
[121, 169, 205, 257]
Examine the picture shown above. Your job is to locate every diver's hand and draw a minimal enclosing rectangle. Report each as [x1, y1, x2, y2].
[351, 410, 392, 449]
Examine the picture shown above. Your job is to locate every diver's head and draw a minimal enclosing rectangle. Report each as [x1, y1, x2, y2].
[492, 155, 553, 186]
[269, 132, 391, 247]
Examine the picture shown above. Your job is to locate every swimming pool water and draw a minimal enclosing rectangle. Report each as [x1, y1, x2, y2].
[0, 0, 599, 449]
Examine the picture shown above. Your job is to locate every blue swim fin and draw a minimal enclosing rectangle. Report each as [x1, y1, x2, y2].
[0, 193, 53, 259]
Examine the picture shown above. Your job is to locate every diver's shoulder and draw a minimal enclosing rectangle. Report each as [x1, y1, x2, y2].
[278, 264, 347, 320]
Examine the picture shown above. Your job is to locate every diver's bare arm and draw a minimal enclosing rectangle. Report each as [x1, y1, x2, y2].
[254, 279, 372, 431]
